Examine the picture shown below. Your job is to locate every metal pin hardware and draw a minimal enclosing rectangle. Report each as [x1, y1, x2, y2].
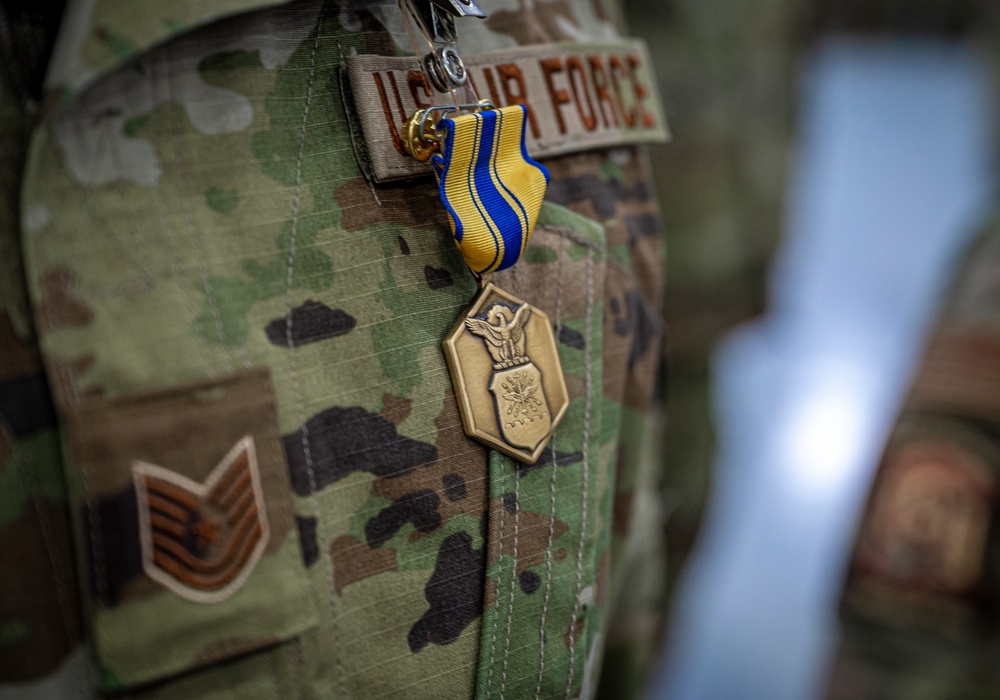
[402, 100, 495, 161]
[397, 0, 492, 161]
[398, 0, 487, 94]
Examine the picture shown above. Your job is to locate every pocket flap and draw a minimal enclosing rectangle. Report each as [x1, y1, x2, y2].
[65, 368, 316, 689]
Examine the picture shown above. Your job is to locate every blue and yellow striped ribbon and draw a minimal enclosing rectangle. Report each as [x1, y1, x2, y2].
[432, 105, 550, 275]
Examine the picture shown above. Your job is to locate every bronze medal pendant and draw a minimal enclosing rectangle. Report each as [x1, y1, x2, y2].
[444, 283, 568, 464]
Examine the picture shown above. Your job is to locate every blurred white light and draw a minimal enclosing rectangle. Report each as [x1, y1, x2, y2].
[779, 362, 872, 493]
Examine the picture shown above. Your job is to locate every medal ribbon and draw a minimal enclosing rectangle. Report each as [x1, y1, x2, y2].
[431, 105, 550, 275]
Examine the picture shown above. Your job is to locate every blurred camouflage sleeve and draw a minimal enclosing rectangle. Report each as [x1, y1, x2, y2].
[0, 1, 85, 687]
[828, 218, 1000, 699]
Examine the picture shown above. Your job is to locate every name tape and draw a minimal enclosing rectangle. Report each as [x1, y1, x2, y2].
[343, 39, 670, 183]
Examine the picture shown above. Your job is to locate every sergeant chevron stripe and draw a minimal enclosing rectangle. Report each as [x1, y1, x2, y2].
[132, 435, 269, 603]
[432, 105, 549, 275]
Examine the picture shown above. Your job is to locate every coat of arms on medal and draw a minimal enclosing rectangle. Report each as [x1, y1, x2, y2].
[443, 283, 568, 463]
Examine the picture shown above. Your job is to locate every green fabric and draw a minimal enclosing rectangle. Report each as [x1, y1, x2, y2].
[0, 430, 65, 531]
[46, 0, 288, 98]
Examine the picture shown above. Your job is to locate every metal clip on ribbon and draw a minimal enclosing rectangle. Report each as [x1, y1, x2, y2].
[401, 101, 487, 163]
[399, 0, 486, 94]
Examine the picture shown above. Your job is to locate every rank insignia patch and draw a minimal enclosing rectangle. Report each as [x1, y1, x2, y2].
[132, 435, 269, 603]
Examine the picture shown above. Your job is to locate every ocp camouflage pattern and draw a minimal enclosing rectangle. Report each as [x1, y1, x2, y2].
[0, 1, 669, 699]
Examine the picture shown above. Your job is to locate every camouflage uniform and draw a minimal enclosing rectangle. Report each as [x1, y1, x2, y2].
[0, 1, 670, 698]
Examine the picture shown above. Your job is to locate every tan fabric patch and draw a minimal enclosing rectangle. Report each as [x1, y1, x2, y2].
[855, 439, 994, 594]
[67, 369, 293, 602]
[843, 418, 1000, 640]
[344, 40, 670, 182]
[133, 435, 269, 603]
[67, 369, 291, 557]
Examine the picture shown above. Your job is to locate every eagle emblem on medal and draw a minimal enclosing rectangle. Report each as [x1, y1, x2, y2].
[465, 300, 553, 450]
[443, 283, 568, 464]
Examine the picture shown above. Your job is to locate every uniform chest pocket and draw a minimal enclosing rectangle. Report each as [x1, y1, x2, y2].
[64, 368, 317, 691]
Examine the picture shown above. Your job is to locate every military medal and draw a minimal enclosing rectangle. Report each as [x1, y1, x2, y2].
[443, 282, 569, 463]
[399, 0, 567, 463]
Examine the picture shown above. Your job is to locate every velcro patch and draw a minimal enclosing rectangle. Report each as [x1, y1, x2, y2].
[343, 39, 670, 183]
[133, 435, 268, 603]
[843, 418, 1000, 640]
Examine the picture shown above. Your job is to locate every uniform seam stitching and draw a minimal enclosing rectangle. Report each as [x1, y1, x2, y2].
[260, 372, 301, 564]
[499, 461, 520, 698]
[485, 450, 507, 696]
[499, 258, 522, 700]
[565, 247, 594, 699]
[282, 3, 346, 697]
[255, 372, 295, 695]
[534, 232, 564, 698]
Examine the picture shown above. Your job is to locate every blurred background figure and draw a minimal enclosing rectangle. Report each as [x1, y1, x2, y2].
[626, 1, 1000, 699]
